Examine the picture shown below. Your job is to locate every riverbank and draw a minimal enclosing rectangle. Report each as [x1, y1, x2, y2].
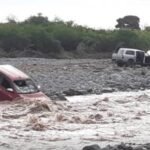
[0, 58, 149, 99]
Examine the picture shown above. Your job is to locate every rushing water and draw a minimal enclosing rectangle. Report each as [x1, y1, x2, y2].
[1, 90, 150, 150]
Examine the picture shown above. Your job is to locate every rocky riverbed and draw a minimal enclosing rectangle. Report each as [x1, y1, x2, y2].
[0, 58, 150, 150]
[0, 58, 150, 98]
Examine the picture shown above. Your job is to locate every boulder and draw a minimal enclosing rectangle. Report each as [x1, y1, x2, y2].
[63, 89, 85, 96]
[82, 144, 101, 150]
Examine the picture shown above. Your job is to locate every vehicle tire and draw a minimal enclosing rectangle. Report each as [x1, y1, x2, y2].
[117, 60, 124, 67]
[127, 59, 135, 67]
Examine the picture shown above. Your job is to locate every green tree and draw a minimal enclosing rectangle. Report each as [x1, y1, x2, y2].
[24, 13, 49, 25]
[6, 15, 17, 24]
[115, 15, 140, 30]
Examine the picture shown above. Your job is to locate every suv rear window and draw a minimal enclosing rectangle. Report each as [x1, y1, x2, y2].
[125, 50, 135, 55]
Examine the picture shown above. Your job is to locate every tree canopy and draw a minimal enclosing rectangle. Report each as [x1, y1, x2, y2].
[115, 15, 140, 30]
[24, 13, 49, 25]
[0, 14, 148, 58]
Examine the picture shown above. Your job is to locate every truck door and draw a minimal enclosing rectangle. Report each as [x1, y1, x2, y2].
[136, 51, 144, 64]
[0, 74, 18, 100]
[0, 85, 14, 100]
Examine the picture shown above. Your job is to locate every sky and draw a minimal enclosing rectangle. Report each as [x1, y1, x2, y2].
[0, 0, 150, 29]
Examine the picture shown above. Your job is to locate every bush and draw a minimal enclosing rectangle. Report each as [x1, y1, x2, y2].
[0, 17, 150, 58]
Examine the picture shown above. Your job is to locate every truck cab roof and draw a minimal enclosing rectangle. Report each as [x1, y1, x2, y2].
[0, 65, 29, 80]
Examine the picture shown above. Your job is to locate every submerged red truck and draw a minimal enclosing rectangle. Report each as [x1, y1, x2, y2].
[0, 65, 49, 101]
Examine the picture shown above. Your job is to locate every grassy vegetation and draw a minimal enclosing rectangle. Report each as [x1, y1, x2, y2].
[0, 14, 150, 58]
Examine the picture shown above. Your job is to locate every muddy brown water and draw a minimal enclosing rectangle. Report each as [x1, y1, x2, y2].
[1, 90, 150, 150]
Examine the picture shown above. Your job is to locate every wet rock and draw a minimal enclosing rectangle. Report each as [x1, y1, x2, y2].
[94, 114, 103, 121]
[63, 89, 85, 96]
[87, 89, 93, 93]
[101, 88, 115, 93]
[82, 144, 101, 150]
[83, 143, 135, 150]
[116, 143, 133, 150]
[49, 93, 67, 101]
[63, 88, 93, 96]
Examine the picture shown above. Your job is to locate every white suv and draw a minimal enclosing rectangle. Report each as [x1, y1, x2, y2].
[112, 48, 145, 67]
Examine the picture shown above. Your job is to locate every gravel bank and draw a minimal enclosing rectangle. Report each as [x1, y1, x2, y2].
[0, 58, 150, 99]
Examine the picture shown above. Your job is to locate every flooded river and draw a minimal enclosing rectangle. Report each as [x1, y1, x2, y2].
[1, 90, 150, 150]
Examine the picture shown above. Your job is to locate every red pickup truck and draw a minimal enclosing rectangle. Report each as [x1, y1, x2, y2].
[0, 65, 49, 101]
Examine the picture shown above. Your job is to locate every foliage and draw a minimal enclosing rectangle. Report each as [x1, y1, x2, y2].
[24, 13, 49, 25]
[0, 14, 149, 58]
[116, 15, 140, 30]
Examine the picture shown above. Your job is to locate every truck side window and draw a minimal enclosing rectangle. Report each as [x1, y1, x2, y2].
[126, 50, 135, 55]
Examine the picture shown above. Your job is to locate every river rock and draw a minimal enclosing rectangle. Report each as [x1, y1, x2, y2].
[82, 144, 101, 150]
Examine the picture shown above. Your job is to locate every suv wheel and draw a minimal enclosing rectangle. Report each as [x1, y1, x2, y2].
[117, 60, 124, 67]
[127, 59, 134, 67]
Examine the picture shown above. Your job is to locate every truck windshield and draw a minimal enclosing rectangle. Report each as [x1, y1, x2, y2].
[14, 79, 39, 94]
